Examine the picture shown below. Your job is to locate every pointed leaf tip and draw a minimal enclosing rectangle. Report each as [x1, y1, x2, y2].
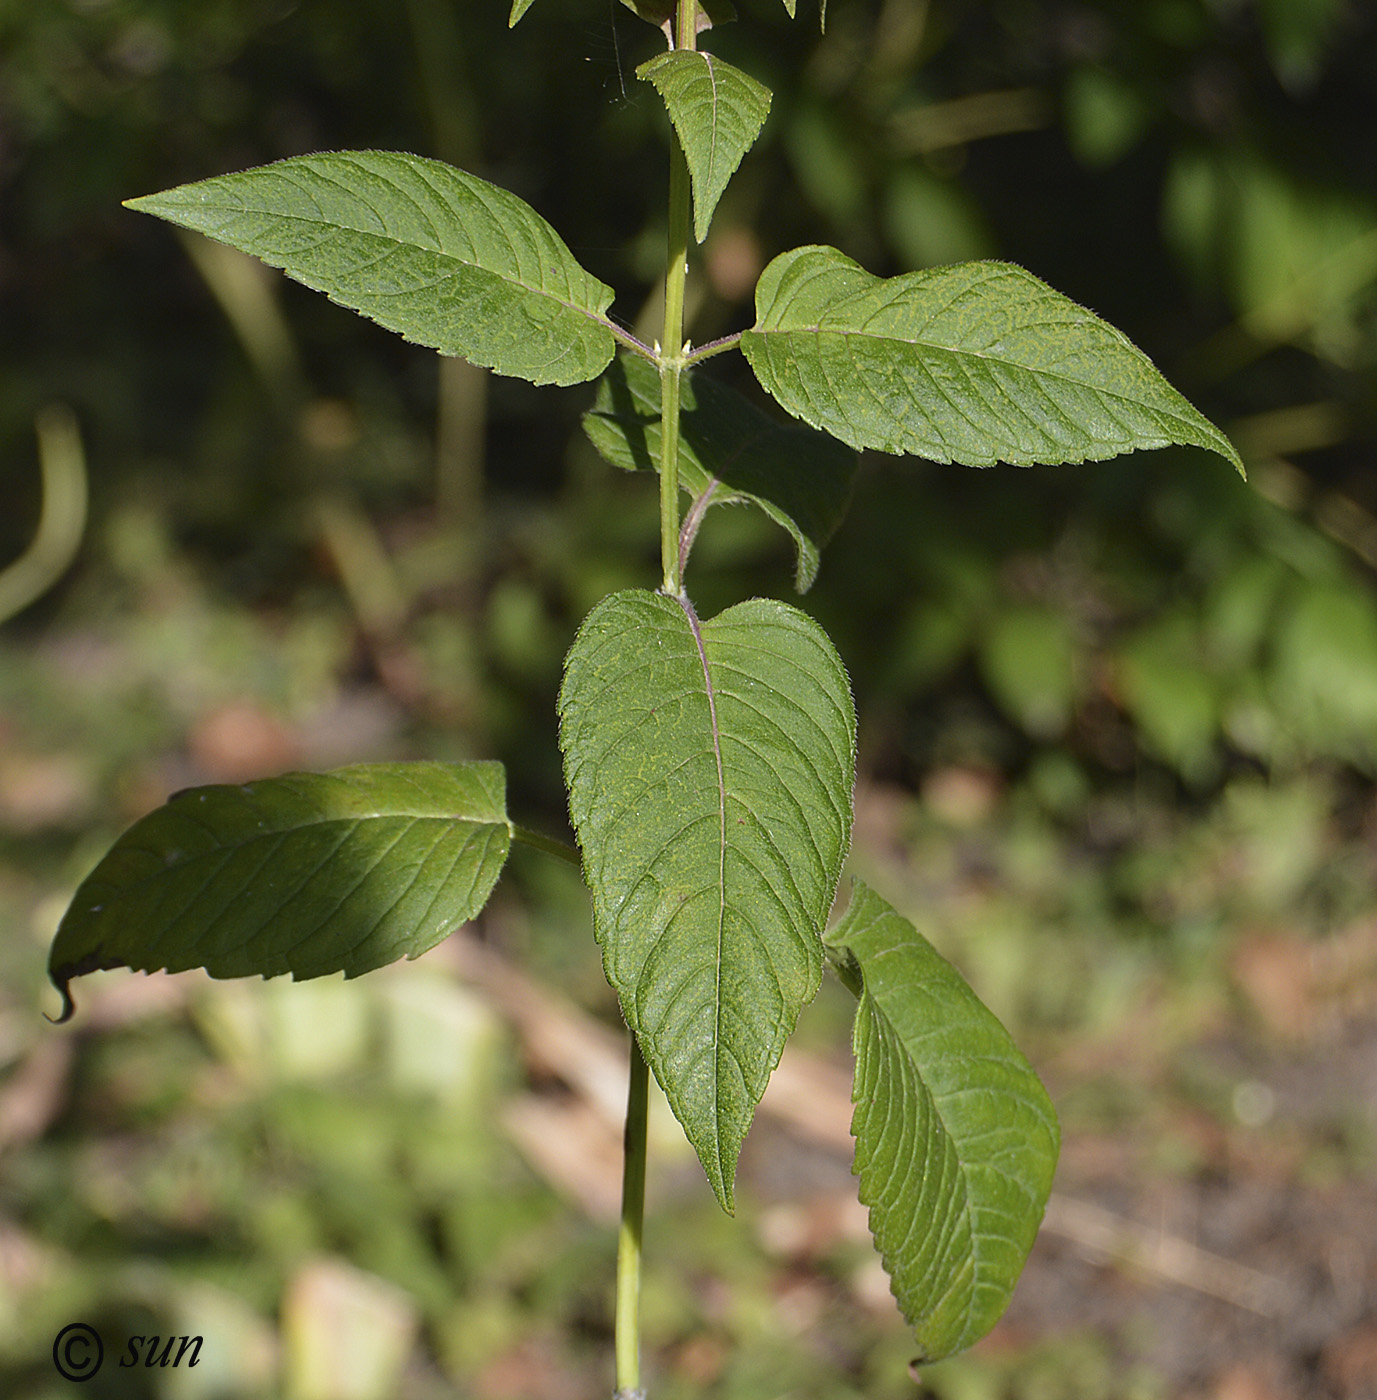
[826, 880, 1059, 1360]
[124, 151, 617, 387]
[559, 590, 856, 1208]
[46, 761, 512, 1012]
[508, 0, 536, 25]
[638, 50, 771, 243]
[742, 246, 1244, 475]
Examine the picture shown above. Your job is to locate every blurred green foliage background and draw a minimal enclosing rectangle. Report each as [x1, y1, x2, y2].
[2, 1, 1376, 1397]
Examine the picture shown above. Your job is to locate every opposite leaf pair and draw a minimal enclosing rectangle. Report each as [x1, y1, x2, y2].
[47, 751, 1056, 1364]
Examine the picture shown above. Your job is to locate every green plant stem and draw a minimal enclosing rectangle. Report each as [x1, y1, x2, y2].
[509, 823, 581, 866]
[658, 0, 700, 597]
[658, 142, 691, 597]
[684, 331, 743, 367]
[614, 1034, 650, 1400]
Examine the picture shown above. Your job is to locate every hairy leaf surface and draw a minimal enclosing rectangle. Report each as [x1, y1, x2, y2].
[583, 354, 856, 590]
[49, 762, 511, 1020]
[125, 152, 617, 386]
[559, 589, 855, 1209]
[638, 50, 771, 243]
[742, 246, 1244, 472]
[826, 880, 1060, 1362]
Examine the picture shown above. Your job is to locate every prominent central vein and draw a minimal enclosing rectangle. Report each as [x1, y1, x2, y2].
[676, 592, 727, 1184]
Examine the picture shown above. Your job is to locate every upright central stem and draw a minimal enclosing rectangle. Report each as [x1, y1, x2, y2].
[658, 3, 698, 597]
[614, 1034, 650, 1399]
[620, 13, 698, 1397]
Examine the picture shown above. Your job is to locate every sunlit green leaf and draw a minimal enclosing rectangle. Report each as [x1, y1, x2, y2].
[559, 589, 855, 1209]
[508, 0, 537, 26]
[638, 50, 771, 243]
[125, 152, 617, 387]
[826, 879, 1059, 1362]
[48, 762, 511, 1020]
[741, 245, 1245, 473]
[583, 354, 856, 590]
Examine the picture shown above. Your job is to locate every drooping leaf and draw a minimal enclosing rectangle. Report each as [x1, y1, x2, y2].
[638, 50, 771, 243]
[48, 762, 512, 1020]
[559, 589, 855, 1209]
[741, 245, 1245, 473]
[825, 879, 1060, 1363]
[508, 0, 537, 25]
[583, 354, 857, 590]
[125, 152, 617, 387]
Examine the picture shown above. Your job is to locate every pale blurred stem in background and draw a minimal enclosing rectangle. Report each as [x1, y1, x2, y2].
[0, 406, 88, 626]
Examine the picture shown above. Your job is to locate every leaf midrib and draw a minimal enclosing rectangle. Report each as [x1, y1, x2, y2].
[757, 321, 1207, 417]
[677, 592, 730, 1191]
[868, 949, 1021, 1349]
[180, 186, 616, 337]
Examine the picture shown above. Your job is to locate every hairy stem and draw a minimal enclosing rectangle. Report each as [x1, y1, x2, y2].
[684, 331, 743, 367]
[614, 1034, 650, 1399]
[509, 823, 581, 866]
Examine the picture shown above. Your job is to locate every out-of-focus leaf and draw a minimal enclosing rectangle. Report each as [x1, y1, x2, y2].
[1271, 579, 1377, 765]
[979, 605, 1078, 739]
[1116, 614, 1220, 781]
[825, 879, 1059, 1361]
[583, 353, 857, 590]
[1063, 66, 1150, 167]
[49, 762, 511, 1019]
[1257, 0, 1347, 89]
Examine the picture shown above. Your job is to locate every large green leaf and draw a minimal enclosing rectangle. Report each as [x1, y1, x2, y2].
[638, 50, 771, 243]
[583, 354, 857, 590]
[741, 245, 1245, 472]
[125, 152, 617, 387]
[48, 762, 511, 1021]
[559, 589, 855, 1209]
[825, 880, 1060, 1362]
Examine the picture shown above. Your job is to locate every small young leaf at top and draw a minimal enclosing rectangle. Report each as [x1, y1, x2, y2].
[559, 589, 855, 1210]
[583, 354, 856, 590]
[508, 0, 537, 25]
[741, 246, 1245, 473]
[638, 50, 771, 243]
[48, 762, 512, 1021]
[125, 152, 618, 387]
[825, 879, 1060, 1363]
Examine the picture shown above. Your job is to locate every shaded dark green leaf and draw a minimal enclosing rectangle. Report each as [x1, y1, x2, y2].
[49, 762, 511, 1020]
[825, 879, 1059, 1362]
[583, 354, 857, 590]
